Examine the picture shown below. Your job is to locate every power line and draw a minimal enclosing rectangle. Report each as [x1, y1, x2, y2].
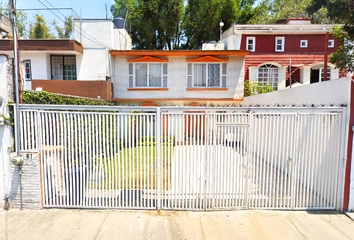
[37, 0, 111, 49]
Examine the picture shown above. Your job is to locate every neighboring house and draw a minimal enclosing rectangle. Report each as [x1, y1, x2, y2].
[221, 18, 346, 91]
[0, 18, 131, 101]
[110, 49, 249, 106]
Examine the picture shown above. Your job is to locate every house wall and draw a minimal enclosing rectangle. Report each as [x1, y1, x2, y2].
[74, 20, 114, 49]
[0, 55, 13, 209]
[243, 77, 351, 105]
[76, 48, 109, 80]
[112, 55, 245, 102]
[20, 52, 50, 80]
[31, 80, 113, 101]
[240, 34, 340, 53]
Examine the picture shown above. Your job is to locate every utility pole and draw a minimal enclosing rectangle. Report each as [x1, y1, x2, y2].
[9, 0, 23, 210]
[9, 0, 22, 103]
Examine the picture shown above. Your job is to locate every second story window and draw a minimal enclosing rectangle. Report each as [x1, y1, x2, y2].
[129, 62, 168, 88]
[328, 39, 334, 48]
[51, 55, 77, 80]
[300, 40, 308, 48]
[24, 60, 32, 81]
[275, 37, 285, 52]
[246, 37, 255, 52]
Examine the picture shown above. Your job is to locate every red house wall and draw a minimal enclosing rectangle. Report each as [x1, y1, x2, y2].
[240, 34, 340, 54]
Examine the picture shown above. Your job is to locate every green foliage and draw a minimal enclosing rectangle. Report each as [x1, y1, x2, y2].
[306, 0, 351, 23]
[29, 14, 53, 39]
[16, 11, 27, 38]
[250, 0, 332, 24]
[22, 91, 116, 105]
[181, 0, 256, 49]
[111, 0, 183, 50]
[244, 79, 274, 97]
[53, 15, 73, 39]
[330, 20, 354, 72]
[307, 1, 354, 72]
[111, 0, 255, 49]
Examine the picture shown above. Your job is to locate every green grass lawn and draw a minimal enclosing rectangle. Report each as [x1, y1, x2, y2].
[87, 144, 174, 190]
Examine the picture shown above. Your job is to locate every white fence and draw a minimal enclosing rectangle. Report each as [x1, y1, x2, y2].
[17, 105, 347, 210]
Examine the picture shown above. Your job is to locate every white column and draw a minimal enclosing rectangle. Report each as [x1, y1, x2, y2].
[300, 66, 311, 85]
[278, 66, 288, 91]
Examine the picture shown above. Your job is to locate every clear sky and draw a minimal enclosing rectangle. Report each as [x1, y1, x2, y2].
[15, 0, 116, 19]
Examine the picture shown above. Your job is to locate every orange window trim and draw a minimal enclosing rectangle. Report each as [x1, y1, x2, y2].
[186, 88, 228, 91]
[110, 50, 250, 56]
[127, 56, 169, 62]
[127, 88, 169, 91]
[187, 56, 229, 62]
[114, 98, 243, 102]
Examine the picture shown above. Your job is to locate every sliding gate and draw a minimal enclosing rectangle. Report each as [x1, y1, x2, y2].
[17, 105, 346, 210]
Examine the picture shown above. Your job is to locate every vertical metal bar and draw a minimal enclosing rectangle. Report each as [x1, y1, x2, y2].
[156, 108, 161, 210]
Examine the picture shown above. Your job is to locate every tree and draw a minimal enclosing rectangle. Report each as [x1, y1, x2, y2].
[181, 0, 245, 49]
[16, 11, 27, 38]
[53, 15, 73, 39]
[307, 1, 354, 72]
[29, 14, 53, 39]
[111, 0, 183, 50]
[250, 0, 331, 24]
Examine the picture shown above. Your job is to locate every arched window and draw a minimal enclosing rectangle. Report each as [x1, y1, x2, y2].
[258, 64, 278, 91]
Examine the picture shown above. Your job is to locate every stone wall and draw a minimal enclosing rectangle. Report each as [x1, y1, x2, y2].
[9, 153, 42, 210]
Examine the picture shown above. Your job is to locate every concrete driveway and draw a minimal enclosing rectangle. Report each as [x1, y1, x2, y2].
[0, 209, 353, 240]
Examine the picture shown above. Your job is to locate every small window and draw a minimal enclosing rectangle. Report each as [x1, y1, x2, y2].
[246, 37, 255, 52]
[24, 60, 32, 81]
[300, 40, 308, 48]
[328, 39, 334, 48]
[275, 37, 285, 52]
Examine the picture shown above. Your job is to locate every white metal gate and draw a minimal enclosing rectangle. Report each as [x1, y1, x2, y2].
[17, 105, 346, 210]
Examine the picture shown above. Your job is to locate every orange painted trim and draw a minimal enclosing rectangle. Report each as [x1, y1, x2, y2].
[114, 98, 243, 102]
[187, 56, 229, 62]
[186, 88, 228, 91]
[128, 88, 169, 91]
[110, 50, 250, 56]
[127, 56, 169, 62]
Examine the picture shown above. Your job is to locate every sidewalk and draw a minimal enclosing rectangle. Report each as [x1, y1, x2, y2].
[1, 209, 354, 240]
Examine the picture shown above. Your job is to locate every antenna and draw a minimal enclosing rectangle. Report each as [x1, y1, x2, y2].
[105, 4, 107, 19]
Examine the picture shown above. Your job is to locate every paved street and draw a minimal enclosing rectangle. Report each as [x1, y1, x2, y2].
[1, 209, 354, 240]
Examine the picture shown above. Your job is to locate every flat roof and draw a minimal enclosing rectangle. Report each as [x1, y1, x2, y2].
[109, 50, 250, 56]
[0, 39, 83, 54]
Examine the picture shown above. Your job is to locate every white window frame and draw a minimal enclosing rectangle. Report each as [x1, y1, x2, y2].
[258, 64, 279, 91]
[300, 40, 308, 48]
[128, 62, 168, 88]
[246, 37, 255, 52]
[24, 59, 32, 81]
[275, 37, 285, 52]
[187, 62, 227, 88]
[328, 39, 334, 48]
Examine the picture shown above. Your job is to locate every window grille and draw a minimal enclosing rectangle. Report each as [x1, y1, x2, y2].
[188, 62, 226, 88]
[258, 64, 278, 91]
[24, 60, 32, 81]
[129, 62, 168, 88]
[51, 55, 77, 80]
